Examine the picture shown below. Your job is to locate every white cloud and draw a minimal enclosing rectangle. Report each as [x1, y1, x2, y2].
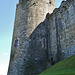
[0, 52, 10, 75]
[0, 64, 8, 75]
[1, 53, 8, 55]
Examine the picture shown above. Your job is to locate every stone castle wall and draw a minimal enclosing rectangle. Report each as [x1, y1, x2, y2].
[8, 0, 75, 75]
[47, 0, 75, 62]
[8, 0, 55, 75]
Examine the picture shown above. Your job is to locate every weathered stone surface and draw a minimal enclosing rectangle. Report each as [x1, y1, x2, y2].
[8, 0, 55, 75]
[8, 0, 75, 75]
[47, 0, 75, 62]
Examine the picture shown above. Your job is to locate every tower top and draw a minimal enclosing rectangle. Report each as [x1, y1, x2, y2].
[19, 0, 55, 5]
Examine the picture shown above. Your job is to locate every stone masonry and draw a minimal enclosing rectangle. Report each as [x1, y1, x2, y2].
[8, 0, 75, 75]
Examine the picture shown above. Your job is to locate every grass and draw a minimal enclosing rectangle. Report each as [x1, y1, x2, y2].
[38, 55, 75, 75]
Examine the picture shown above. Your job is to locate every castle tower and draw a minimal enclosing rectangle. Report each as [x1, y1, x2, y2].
[8, 0, 55, 75]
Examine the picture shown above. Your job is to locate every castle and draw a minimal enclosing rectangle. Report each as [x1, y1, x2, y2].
[8, 0, 75, 75]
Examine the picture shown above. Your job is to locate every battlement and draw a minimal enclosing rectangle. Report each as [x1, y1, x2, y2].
[18, 0, 55, 7]
[46, 0, 74, 20]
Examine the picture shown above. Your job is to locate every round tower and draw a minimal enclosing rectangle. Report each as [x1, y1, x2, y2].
[8, 0, 55, 75]
[16, 0, 55, 38]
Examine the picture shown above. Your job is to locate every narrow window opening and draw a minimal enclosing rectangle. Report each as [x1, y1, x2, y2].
[42, 37, 46, 49]
[49, 1, 51, 4]
[51, 57, 55, 65]
[14, 39, 18, 48]
[28, 17, 31, 22]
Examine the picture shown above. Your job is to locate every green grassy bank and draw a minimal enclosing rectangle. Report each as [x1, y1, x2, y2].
[38, 55, 75, 75]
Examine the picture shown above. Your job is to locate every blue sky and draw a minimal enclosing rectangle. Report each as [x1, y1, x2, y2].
[0, 0, 63, 75]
